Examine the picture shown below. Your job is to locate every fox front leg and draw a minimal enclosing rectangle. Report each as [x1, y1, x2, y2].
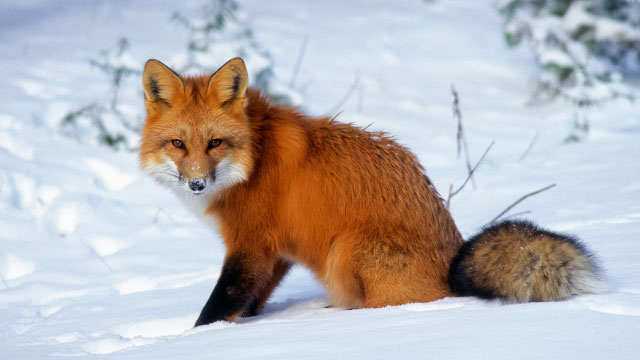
[242, 258, 292, 317]
[194, 253, 273, 327]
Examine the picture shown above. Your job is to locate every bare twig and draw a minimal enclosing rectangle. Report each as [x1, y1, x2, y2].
[290, 36, 309, 88]
[451, 86, 476, 188]
[500, 210, 533, 221]
[328, 74, 361, 115]
[489, 183, 556, 224]
[519, 133, 539, 161]
[452, 86, 462, 157]
[446, 141, 495, 209]
[446, 183, 454, 210]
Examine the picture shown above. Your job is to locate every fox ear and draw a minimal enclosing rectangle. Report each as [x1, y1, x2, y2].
[207, 58, 248, 106]
[142, 59, 184, 107]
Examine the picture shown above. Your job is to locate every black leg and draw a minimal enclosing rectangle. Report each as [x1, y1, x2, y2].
[194, 253, 264, 327]
[242, 297, 260, 318]
[241, 259, 292, 318]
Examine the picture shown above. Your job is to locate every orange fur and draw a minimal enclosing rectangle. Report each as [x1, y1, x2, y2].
[141, 58, 464, 321]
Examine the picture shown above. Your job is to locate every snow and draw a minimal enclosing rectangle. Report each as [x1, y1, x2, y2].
[2, 253, 36, 280]
[1, 0, 639, 359]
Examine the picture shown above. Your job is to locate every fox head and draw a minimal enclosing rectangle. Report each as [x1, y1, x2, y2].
[140, 58, 253, 205]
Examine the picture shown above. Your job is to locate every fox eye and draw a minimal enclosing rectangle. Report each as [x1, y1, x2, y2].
[208, 139, 223, 149]
[171, 139, 185, 149]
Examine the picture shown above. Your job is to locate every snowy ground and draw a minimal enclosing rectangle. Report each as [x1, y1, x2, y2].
[1, 0, 639, 359]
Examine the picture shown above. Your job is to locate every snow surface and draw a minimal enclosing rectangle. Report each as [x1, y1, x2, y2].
[1, 0, 639, 359]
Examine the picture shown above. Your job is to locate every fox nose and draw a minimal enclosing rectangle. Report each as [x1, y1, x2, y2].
[189, 179, 206, 192]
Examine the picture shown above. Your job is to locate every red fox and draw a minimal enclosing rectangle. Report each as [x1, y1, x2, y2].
[140, 58, 607, 326]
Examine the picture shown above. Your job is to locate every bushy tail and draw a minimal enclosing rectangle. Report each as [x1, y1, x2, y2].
[448, 220, 608, 302]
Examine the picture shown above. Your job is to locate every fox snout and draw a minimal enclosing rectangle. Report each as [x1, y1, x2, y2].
[181, 161, 216, 194]
[186, 173, 217, 193]
[189, 178, 206, 192]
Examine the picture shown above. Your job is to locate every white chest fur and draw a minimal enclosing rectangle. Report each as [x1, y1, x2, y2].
[175, 190, 222, 232]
